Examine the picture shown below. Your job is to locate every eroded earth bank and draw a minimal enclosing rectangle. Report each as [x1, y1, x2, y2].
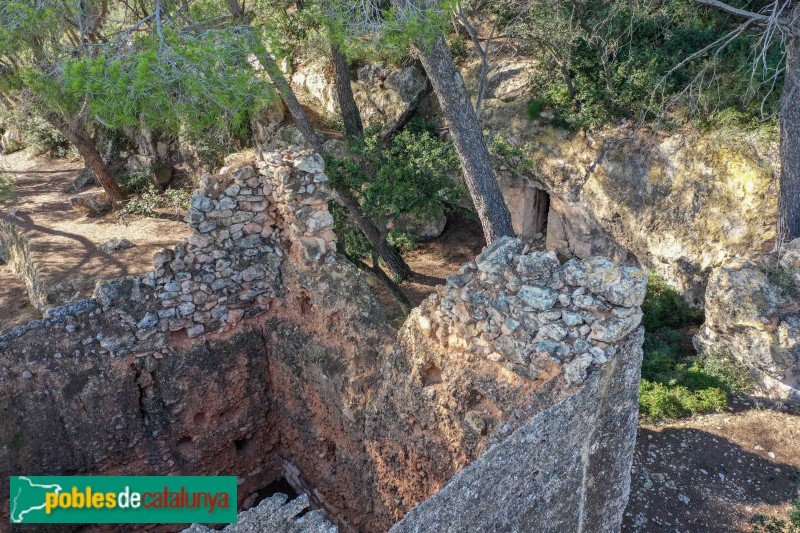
[0, 147, 647, 532]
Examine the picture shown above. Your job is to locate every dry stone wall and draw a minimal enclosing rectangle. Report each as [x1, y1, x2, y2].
[414, 237, 645, 382]
[363, 238, 646, 531]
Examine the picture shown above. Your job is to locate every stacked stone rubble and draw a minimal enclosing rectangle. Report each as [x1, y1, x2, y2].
[256, 146, 336, 263]
[412, 236, 647, 383]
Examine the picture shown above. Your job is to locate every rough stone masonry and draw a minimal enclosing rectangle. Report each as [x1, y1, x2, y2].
[0, 146, 646, 532]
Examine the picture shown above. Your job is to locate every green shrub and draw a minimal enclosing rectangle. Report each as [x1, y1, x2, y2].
[639, 346, 754, 421]
[641, 274, 703, 331]
[447, 34, 469, 61]
[637, 275, 754, 421]
[14, 111, 69, 157]
[696, 351, 756, 394]
[331, 202, 372, 261]
[0, 172, 14, 205]
[527, 99, 547, 119]
[387, 230, 419, 252]
[326, 126, 465, 266]
[639, 380, 727, 420]
[118, 172, 152, 195]
[331, 203, 421, 260]
[750, 498, 800, 533]
[766, 266, 800, 299]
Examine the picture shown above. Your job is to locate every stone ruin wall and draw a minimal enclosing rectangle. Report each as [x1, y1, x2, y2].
[0, 147, 646, 532]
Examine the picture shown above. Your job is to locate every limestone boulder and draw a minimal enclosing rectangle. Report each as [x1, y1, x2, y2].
[1, 127, 24, 154]
[353, 65, 427, 129]
[126, 154, 173, 186]
[391, 210, 447, 240]
[69, 190, 112, 216]
[98, 237, 136, 255]
[694, 256, 800, 403]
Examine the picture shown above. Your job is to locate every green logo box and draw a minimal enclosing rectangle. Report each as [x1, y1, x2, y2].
[9, 476, 237, 524]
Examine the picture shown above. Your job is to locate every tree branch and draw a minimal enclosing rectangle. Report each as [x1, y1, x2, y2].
[694, 0, 770, 22]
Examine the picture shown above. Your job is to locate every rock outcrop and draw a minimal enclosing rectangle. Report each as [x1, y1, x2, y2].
[694, 243, 800, 404]
[291, 59, 427, 131]
[288, 53, 776, 304]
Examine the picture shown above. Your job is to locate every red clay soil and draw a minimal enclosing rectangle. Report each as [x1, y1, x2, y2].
[0, 151, 188, 321]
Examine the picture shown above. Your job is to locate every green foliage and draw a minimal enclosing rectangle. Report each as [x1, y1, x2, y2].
[328, 126, 462, 262]
[12, 109, 68, 157]
[488, 134, 535, 173]
[116, 185, 191, 224]
[750, 498, 800, 533]
[638, 275, 751, 421]
[514, 0, 784, 130]
[641, 274, 703, 331]
[696, 351, 756, 394]
[527, 99, 547, 119]
[387, 230, 419, 252]
[62, 27, 274, 144]
[118, 172, 152, 195]
[0, 171, 15, 205]
[639, 380, 727, 421]
[327, 126, 465, 229]
[330, 202, 373, 260]
[447, 33, 469, 61]
[766, 265, 800, 299]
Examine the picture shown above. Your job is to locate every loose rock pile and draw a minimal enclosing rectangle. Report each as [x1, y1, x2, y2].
[256, 147, 336, 262]
[414, 236, 647, 383]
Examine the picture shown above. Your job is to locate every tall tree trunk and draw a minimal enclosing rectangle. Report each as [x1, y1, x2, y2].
[337, 188, 412, 280]
[330, 42, 363, 138]
[414, 36, 514, 244]
[593, 38, 615, 109]
[226, 1, 411, 278]
[226, 0, 322, 151]
[46, 113, 126, 203]
[778, 36, 800, 246]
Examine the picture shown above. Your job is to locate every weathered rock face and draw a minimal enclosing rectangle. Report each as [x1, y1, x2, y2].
[389, 328, 643, 533]
[291, 59, 427, 131]
[1, 150, 644, 533]
[1, 126, 25, 154]
[352, 64, 427, 128]
[694, 247, 800, 403]
[419, 56, 777, 304]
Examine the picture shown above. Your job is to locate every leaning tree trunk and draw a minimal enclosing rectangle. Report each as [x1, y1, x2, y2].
[413, 35, 514, 244]
[46, 113, 126, 203]
[226, 1, 412, 279]
[227, 0, 322, 151]
[337, 188, 413, 280]
[330, 42, 364, 138]
[778, 36, 800, 247]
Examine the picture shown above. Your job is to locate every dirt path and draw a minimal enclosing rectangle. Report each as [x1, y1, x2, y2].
[624, 403, 800, 532]
[401, 211, 487, 307]
[0, 264, 40, 330]
[0, 151, 188, 325]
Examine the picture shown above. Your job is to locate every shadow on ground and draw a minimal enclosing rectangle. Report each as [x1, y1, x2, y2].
[624, 416, 800, 532]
